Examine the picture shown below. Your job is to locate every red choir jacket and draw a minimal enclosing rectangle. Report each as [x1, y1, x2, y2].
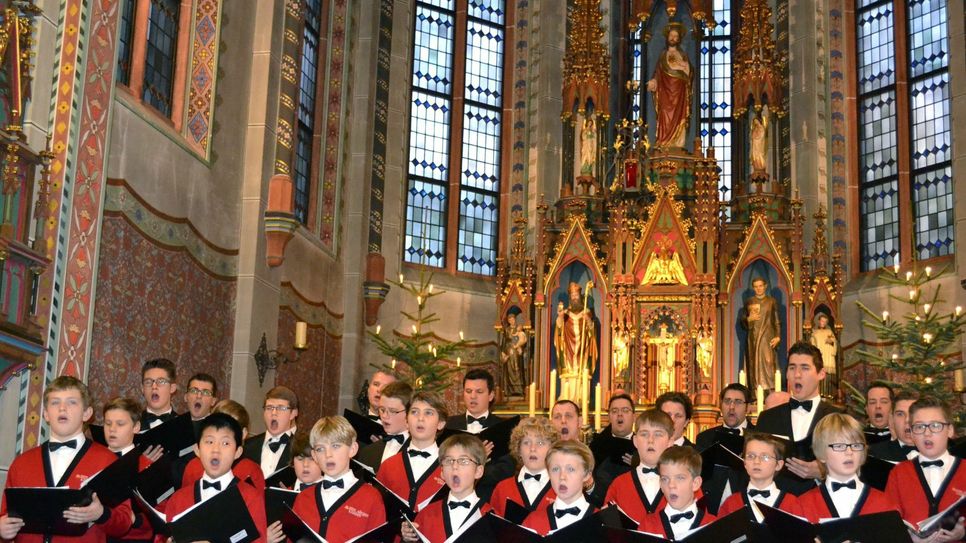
[163, 477, 267, 543]
[181, 457, 266, 492]
[718, 488, 805, 519]
[798, 483, 898, 523]
[638, 506, 716, 538]
[488, 475, 555, 518]
[0, 440, 134, 543]
[521, 503, 599, 536]
[291, 480, 386, 543]
[603, 471, 666, 523]
[412, 500, 492, 543]
[375, 452, 445, 513]
[885, 457, 966, 526]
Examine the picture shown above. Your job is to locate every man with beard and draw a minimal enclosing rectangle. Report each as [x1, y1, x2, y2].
[646, 22, 693, 148]
[695, 383, 754, 514]
[864, 381, 894, 445]
[588, 394, 637, 504]
[184, 372, 218, 436]
[243, 385, 299, 477]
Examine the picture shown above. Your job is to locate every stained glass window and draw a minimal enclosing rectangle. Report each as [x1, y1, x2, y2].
[116, 0, 137, 85]
[404, 0, 506, 275]
[293, 0, 323, 225]
[699, 0, 733, 203]
[142, 0, 180, 117]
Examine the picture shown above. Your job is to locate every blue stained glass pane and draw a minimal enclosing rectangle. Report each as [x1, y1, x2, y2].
[460, 104, 501, 192]
[457, 189, 498, 275]
[469, 0, 505, 25]
[464, 19, 504, 107]
[700, 0, 731, 203]
[860, 179, 899, 271]
[142, 0, 180, 116]
[858, 90, 897, 183]
[912, 166, 954, 259]
[116, 0, 136, 85]
[413, 3, 455, 94]
[293, 0, 323, 225]
[909, 72, 950, 170]
[630, 23, 643, 123]
[908, 0, 948, 77]
[408, 92, 452, 182]
[856, 3, 895, 95]
[405, 179, 448, 268]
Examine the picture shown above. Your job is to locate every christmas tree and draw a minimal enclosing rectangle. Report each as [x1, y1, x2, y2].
[367, 270, 469, 394]
[853, 263, 966, 414]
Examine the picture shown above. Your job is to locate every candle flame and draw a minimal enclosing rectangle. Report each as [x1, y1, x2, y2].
[376, 324, 381, 334]
[882, 311, 889, 321]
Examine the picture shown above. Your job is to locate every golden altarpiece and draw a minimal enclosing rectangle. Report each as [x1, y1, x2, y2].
[494, 0, 844, 434]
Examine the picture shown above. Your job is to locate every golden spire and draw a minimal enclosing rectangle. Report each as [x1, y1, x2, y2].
[562, 0, 610, 119]
[733, 0, 784, 116]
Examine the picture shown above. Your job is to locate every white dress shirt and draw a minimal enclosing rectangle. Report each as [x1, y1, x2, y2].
[446, 491, 480, 531]
[381, 431, 409, 463]
[825, 476, 863, 517]
[636, 464, 661, 503]
[551, 495, 590, 530]
[919, 451, 954, 497]
[790, 395, 822, 441]
[465, 411, 490, 435]
[746, 482, 780, 522]
[320, 470, 358, 510]
[49, 433, 86, 485]
[673, 436, 687, 447]
[260, 427, 297, 476]
[199, 471, 236, 503]
[517, 468, 549, 505]
[664, 501, 700, 540]
[407, 443, 439, 481]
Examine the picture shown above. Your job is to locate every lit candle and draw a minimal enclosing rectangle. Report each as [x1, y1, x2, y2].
[775, 368, 782, 392]
[892, 353, 899, 361]
[882, 310, 889, 321]
[549, 369, 557, 405]
[909, 289, 917, 301]
[399, 273, 404, 283]
[594, 384, 602, 432]
[923, 333, 933, 344]
[924, 303, 931, 314]
[756, 385, 764, 413]
[417, 295, 423, 305]
[956, 306, 963, 317]
[428, 284, 434, 293]
[906, 271, 914, 282]
[459, 330, 464, 341]
[412, 324, 418, 334]
[738, 369, 747, 387]
[528, 382, 536, 418]
[894, 260, 900, 274]
[295, 321, 308, 349]
[391, 359, 397, 369]
[375, 324, 381, 335]
[581, 374, 589, 426]
[456, 357, 461, 368]
[432, 347, 437, 357]
[925, 266, 932, 277]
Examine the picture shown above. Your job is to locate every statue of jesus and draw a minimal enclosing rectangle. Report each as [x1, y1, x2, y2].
[647, 22, 693, 149]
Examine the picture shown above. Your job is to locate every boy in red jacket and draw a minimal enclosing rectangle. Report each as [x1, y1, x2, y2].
[489, 416, 559, 518]
[638, 446, 715, 538]
[403, 434, 490, 542]
[798, 413, 897, 522]
[604, 409, 673, 523]
[103, 397, 156, 542]
[886, 396, 966, 542]
[289, 416, 385, 543]
[0, 376, 134, 543]
[164, 413, 267, 542]
[181, 400, 265, 491]
[719, 432, 804, 521]
[521, 440, 597, 534]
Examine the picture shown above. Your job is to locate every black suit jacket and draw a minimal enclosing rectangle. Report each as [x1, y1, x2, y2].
[587, 427, 636, 506]
[242, 432, 292, 475]
[754, 399, 841, 495]
[863, 425, 893, 446]
[694, 422, 755, 451]
[694, 422, 755, 514]
[355, 436, 410, 473]
[444, 412, 505, 430]
[870, 438, 917, 462]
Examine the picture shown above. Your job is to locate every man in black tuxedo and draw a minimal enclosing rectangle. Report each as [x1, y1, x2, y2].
[863, 381, 894, 446]
[755, 341, 840, 496]
[242, 385, 299, 477]
[364, 369, 397, 420]
[695, 383, 754, 513]
[870, 389, 920, 462]
[655, 391, 696, 448]
[588, 393, 637, 503]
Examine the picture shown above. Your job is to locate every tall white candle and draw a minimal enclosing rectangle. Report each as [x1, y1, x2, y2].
[738, 369, 747, 387]
[757, 385, 765, 413]
[594, 384, 602, 432]
[549, 369, 557, 407]
[528, 382, 536, 418]
[774, 368, 782, 392]
[295, 322, 308, 349]
[581, 374, 589, 426]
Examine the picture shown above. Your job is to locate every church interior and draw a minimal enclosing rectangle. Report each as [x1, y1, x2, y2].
[0, 0, 963, 481]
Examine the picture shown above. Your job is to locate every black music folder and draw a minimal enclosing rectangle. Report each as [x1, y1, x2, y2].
[602, 508, 749, 543]
[136, 412, 196, 458]
[133, 454, 177, 506]
[265, 465, 298, 488]
[440, 415, 521, 459]
[758, 502, 912, 543]
[82, 447, 140, 507]
[3, 487, 92, 536]
[266, 486, 300, 524]
[344, 409, 386, 446]
[134, 483, 259, 543]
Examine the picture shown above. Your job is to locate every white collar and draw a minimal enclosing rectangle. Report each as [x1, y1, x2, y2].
[408, 442, 439, 454]
[115, 444, 137, 455]
[747, 481, 779, 494]
[792, 394, 821, 410]
[322, 470, 357, 489]
[267, 426, 297, 441]
[201, 470, 235, 488]
[824, 475, 860, 491]
[724, 420, 748, 430]
[146, 408, 173, 416]
[552, 494, 589, 511]
[674, 436, 686, 446]
[919, 451, 953, 466]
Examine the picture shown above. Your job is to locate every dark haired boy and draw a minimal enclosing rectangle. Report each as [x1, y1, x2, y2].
[638, 446, 715, 539]
[243, 386, 299, 478]
[356, 381, 413, 472]
[184, 373, 218, 423]
[655, 392, 695, 448]
[140, 358, 178, 428]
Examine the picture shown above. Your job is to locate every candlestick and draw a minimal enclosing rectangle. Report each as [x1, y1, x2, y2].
[756, 385, 764, 413]
[957, 306, 963, 317]
[391, 359, 397, 369]
[882, 310, 889, 321]
[774, 368, 782, 392]
[956, 369, 965, 392]
[399, 273, 404, 283]
[528, 382, 536, 418]
[375, 324, 381, 335]
[594, 384, 602, 432]
[456, 357, 461, 368]
[581, 374, 589, 426]
[294, 321, 308, 349]
[549, 369, 557, 406]
[738, 369, 747, 387]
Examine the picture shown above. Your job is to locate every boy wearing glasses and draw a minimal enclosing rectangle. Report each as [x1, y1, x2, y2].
[402, 435, 490, 542]
[695, 383, 755, 513]
[140, 358, 179, 428]
[356, 381, 413, 472]
[184, 372, 218, 425]
[489, 416, 560, 517]
[289, 417, 386, 543]
[589, 394, 637, 498]
[799, 413, 897, 521]
[604, 409, 674, 523]
[243, 386, 299, 477]
[719, 432, 804, 521]
[886, 396, 966, 542]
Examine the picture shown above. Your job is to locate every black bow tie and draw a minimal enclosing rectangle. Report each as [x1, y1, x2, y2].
[49, 439, 77, 452]
[408, 449, 431, 459]
[114, 451, 124, 458]
[523, 472, 542, 481]
[920, 460, 945, 468]
[367, 413, 380, 421]
[142, 412, 169, 426]
[322, 479, 344, 489]
[640, 466, 658, 475]
[449, 500, 471, 510]
[202, 480, 222, 491]
[720, 427, 740, 436]
[669, 511, 695, 523]
[789, 398, 813, 411]
[467, 415, 486, 425]
[748, 489, 771, 498]
[831, 480, 857, 492]
[555, 506, 581, 518]
[297, 482, 319, 491]
[268, 434, 290, 453]
[900, 443, 918, 455]
[384, 434, 405, 444]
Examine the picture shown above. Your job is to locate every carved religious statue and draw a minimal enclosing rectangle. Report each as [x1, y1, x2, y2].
[750, 107, 769, 174]
[500, 312, 528, 397]
[641, 238, 689, 285]
[612, 330, 630, 384]
[810, 313, 837, 375]
[696, 333, 713, 379]
[741, 277, 781, 390]
[647, 22, 692, 149]
[554, 281, 598, 403]
[649, 323, 678, 394]
[579, 115, 598, 177]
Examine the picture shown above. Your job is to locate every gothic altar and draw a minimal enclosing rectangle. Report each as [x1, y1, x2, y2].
[493, 0, 845, 432]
